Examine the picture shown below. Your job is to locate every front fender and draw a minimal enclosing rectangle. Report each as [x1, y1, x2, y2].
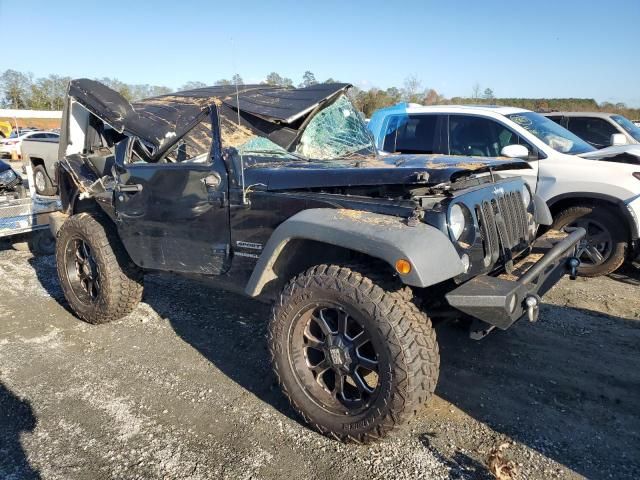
[245, 208, 465, 296]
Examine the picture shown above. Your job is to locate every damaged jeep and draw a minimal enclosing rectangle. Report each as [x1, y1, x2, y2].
[51, 79, 584, 442]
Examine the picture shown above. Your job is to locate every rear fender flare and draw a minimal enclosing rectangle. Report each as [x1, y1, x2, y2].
[244, 208, 465, 296]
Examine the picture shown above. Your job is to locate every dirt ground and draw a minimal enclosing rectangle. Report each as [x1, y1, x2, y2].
[0, 246, 638, 480]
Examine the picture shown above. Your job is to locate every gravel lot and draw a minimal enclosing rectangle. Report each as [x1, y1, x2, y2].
[0, 245, 639, 480]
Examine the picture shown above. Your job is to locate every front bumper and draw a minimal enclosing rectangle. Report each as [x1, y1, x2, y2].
[445, 228, 585, 331]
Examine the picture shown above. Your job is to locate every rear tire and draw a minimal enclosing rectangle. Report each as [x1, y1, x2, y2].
[552, 205, 627, 277]
[56, 213, 143, 324]
[33, 165, 56, 196]
[269, 264, 439, 443]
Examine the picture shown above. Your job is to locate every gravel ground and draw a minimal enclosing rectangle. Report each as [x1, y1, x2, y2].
[0, 246, 639, 480]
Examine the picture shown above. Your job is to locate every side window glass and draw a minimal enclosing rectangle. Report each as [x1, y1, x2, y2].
[30, 133, 46, 139]
[391, 115, 438, 154]
[567, 117, 618, 148]
[448, 116, 515, 157]
[163, 119, 213, 164]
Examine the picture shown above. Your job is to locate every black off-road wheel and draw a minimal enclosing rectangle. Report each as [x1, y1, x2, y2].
[56, 213, 144, 324]
[552, 205, 627, 277]
[269, 264, 439, 443]
[33, 165, 56, 196]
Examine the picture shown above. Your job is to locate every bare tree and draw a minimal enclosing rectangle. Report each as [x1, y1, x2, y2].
[402, 75, 423, 103]
[472, 82, 481, 100]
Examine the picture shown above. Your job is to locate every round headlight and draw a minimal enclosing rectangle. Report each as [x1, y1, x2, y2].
[449, 204, 466, 240]
[521, 185, 532, 208]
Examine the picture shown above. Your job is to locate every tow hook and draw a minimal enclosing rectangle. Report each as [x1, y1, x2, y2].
[525, 294, 541, 322]
[567, 257, 580, 280]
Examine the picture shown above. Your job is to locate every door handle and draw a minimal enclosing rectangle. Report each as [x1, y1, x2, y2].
[116, 183, 143, 193]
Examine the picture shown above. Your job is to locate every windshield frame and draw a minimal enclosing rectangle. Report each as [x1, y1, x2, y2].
[507, 111, 595, 155]
[611, 114, 640, 142]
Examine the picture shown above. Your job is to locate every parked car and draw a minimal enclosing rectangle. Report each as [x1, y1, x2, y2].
[49, 79, 583, 443]
[0, 130, 58, 159]
[543, 112, 640, 149]
[21, 133, 60, 195]
[0, 159, 58, 254]
[368, 104, 640, 276]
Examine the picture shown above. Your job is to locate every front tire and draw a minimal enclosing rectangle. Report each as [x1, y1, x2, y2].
[552, 205, 627, 277]
[269, 264, 439, 442]
[56, 213, 144, 324]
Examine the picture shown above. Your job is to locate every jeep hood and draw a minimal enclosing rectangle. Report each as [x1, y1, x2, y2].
[577, 144, 640, 164]
[245, 154, 531, 190]
[67, 79, 350, 159]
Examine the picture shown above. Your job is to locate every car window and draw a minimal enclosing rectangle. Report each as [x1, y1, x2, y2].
[46, 133, 59, 139]
[162, 119, 212, 164]
[611, 115, 640, 142]
[566, 117, 618, 148]
[29, 133, 46, 139]
[448, 115, 525, 157]
[383, 114, 440, 154]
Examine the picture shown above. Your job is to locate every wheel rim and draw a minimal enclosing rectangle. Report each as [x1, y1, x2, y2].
[64, 236, 101, 304]
[564, 218, 613, 267]
[288, 303, 380, 416]
[34, 170, 46, 192]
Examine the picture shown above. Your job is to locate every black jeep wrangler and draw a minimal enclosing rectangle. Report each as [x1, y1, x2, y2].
[51, 79, 584, 442]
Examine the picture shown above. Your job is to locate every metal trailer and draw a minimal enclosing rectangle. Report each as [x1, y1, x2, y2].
[0, 164, 60, 254]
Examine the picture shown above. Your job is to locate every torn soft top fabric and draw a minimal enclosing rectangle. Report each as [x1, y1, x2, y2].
[67, 79, 350, 159]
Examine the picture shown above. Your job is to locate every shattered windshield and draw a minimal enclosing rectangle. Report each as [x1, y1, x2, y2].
[220, 94, 376, 162]
[507, 111, 595, 155]
[295, 95, 376, 160]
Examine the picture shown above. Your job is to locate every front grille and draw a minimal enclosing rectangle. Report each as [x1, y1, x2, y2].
[475, 191, 529, 268]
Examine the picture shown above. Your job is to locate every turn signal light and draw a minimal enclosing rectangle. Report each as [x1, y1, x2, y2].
[395, 259, 412, 275]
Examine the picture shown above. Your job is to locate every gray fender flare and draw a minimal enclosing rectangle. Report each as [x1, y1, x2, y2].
[244, 208, 465, 296]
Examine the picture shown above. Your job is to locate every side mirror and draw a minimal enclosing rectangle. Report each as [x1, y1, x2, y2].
[611, 133, 628, 146]
[500, 144, 529, 159]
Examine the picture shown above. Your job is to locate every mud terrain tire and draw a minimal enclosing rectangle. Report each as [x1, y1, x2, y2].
[56, 213, 143, 324]
[269, 264, 439, 443]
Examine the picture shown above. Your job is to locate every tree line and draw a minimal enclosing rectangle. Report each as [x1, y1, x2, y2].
[1, 69, 638, 120]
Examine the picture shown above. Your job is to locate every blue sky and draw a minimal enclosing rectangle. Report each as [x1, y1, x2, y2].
[2, 0, 639, 106]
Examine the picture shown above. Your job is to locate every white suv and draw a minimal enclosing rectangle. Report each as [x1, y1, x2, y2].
[368, 104, 640, 276]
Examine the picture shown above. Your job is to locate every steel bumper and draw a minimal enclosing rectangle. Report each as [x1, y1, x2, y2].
[445, 228, 586, 331]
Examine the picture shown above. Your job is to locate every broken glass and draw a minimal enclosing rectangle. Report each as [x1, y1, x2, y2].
[219, 94, 376, 162]
[295, 95, 376, 160]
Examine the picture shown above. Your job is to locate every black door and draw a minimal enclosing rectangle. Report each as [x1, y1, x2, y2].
[114, 120, 230, 275]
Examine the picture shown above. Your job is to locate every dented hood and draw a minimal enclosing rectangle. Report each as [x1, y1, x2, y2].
[68, 79, 350, 157]
[244, 154, 531, 190]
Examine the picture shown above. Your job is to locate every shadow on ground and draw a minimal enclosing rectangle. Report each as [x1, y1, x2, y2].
[608, 262, 640, 286]
[432, 304, 640, 480]
[0, 382, 40, 479]
[28, 251, 640, 479]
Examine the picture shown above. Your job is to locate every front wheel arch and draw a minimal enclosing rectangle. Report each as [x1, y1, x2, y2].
[547, 194, 634, 242]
